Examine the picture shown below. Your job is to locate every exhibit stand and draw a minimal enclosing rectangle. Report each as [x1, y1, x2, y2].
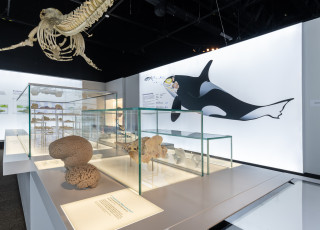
[3, 131, 294, 230]
[1, 84, 292, 230]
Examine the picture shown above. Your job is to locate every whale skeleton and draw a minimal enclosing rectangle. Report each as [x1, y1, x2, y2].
[0, 0, 114, 70]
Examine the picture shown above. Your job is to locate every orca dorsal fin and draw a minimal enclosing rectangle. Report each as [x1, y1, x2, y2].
[198, 60, 212, 82]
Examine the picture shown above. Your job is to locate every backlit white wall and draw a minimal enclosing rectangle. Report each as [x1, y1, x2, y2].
[139, 24, 303, 172]
[302, 18, 320, 175]
[0, 70, 82, 140]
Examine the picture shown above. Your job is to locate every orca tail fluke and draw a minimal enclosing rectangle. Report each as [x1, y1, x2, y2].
[268, 98, 294, 118]
[198, 60, 212, 82]
[240, 98, 294, 120]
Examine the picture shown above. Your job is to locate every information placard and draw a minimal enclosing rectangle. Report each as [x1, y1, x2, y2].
[61, 189, 163, 230]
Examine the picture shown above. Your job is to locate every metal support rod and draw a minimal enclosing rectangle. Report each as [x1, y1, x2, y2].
[201, 112, 203, 177]
[138, 110, 142, 195]
[207, 140, 210, 175]
[152, 158, 154, 171]
[230, 137, 233, 168]
[7, 0, 11, 17]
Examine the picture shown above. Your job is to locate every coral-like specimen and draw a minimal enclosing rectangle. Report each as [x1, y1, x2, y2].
[49, 135, 100, 189]
[116, 135, 167, 164]
[31, 118, 40, 123]
[31, 103, 38, 109]
[55, 104, 63, 110]
[173, 149, 201, 168]
[173, 148, 186, 164]
[65, 164, 100, 189]
[35, 126, 53, 130]
[40, 106, 51, 109]
[43, 116, 50, 121]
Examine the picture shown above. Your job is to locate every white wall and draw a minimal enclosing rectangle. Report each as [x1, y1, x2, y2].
[82, 80, 106, 91]
[124, 74, 139, 108]
[139, 25, 303, 173]
[103, 18, 320, 175]
[105, 74, 140, 108]
[105, 78, 124, 100]
[302, 18, 320, 175]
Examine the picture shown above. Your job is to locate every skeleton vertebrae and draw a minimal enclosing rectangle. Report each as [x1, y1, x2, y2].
[56, 0, 114, 36]
[0, 0, 115, 70]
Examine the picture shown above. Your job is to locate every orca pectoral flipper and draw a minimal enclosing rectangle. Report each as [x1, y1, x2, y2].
[171, 96, 181, 122]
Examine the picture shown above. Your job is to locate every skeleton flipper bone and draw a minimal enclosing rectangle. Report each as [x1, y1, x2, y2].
[81, 53, 101, 71]
[0, 26, 38, 52]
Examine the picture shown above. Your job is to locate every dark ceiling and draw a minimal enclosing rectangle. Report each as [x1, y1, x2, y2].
[0, 0, 320, 82]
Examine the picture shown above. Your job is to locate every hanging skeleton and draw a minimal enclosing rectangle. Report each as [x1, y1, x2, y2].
[0, 0, 114, 70]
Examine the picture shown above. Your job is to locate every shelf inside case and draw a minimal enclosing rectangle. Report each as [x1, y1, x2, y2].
[142, 129, 233, 174]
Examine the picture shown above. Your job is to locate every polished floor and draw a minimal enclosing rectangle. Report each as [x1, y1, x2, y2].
[0, 149, 26, 230]
[225, 179, 320, 230]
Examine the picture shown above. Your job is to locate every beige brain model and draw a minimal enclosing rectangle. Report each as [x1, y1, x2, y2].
[49, 135, 100, 189]
[116, 135, 167, 163]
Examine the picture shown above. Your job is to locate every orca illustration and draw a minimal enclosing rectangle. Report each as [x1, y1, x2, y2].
[163, 60, 294, 122]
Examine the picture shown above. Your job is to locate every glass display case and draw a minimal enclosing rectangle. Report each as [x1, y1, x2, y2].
[82, 108, 204, 195]
[15, 85, 232, 195]
[16, 83, 117, 157]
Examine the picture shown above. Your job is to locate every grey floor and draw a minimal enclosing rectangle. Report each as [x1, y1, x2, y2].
[0, 149, 26, 230]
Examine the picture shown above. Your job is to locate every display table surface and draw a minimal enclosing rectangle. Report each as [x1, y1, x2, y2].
[3, 130, 36, 176]
[34, 164, 292, 230]
[23, 167, 292, 229]
[3, 129, 293, 230]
